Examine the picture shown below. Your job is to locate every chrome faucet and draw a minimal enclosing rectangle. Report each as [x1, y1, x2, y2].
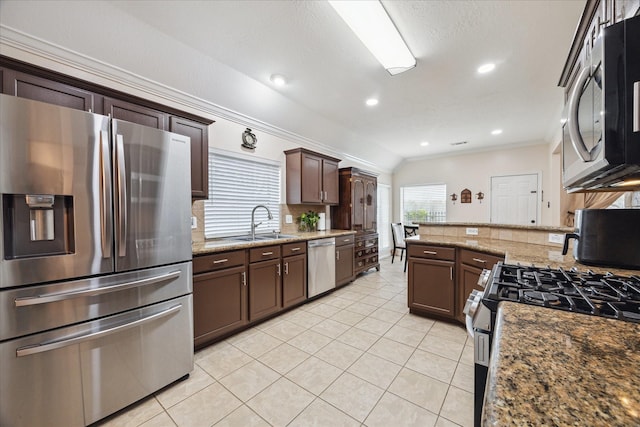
[251, 205, 273, 240]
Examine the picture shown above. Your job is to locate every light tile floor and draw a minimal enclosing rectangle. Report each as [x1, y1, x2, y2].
[96, 256, 474, 427]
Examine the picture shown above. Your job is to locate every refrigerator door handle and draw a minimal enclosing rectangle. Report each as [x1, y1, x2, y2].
[99, 130, 112, 258]
[116, 134, 127, 257]
[15, 304, 182, 357]
[14, 270, 181, 307]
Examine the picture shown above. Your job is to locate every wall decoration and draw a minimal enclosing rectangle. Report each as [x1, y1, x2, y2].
[476, 191, 485, 203]
[241, 128, 257, 150]
[461, 188, 472, 203]
[450, 193, 458, 203]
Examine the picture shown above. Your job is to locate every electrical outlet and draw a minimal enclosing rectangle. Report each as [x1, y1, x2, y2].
[285, 215, 293, 224]
[191, 216, 197, 229]
[466, 227, 478, 236]
[548, 233, 565, 244]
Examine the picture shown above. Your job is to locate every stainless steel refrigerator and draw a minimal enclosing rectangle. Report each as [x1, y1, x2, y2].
[0, 94, 194, 426]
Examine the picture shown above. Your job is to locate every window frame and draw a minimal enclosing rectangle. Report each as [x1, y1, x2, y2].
[400, 183, 447, 224]
[204, 148, 281, 239]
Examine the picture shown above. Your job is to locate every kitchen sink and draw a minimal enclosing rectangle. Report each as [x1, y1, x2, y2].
[226, 234, 298, 242]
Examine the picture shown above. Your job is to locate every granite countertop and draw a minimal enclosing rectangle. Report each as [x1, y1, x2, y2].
[405, 235, 638, 276]
[192, 230, 356, 255]
[415, 221, 573, 233]
[483, 302, 640, 427]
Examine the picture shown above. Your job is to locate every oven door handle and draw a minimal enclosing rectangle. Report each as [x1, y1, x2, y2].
[14, 271, 181, 307]
[15, 304, 182, 357]
[568, 64, 600, 162]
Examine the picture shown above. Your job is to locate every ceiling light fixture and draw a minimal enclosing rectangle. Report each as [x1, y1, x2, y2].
[420, 141, 429, 146]
[365, 98, 379, 106]
[270, 74, 287, 86]
[491, 129, 503, 135]
[328, 0, 416, 76]
[477, 63, 496, 74]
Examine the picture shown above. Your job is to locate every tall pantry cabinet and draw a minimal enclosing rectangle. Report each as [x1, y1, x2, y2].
[331, 167, 380, 276]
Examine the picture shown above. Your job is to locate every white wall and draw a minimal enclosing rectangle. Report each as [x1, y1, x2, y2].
[393, 143, 555, 225]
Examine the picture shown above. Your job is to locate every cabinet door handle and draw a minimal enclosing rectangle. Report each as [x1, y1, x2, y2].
[472, 258, 487, 264]
[241, 272, 246, 286]
[277, 264, 281, 276]
[423, 250, 437, 255]
[213, 258, 228, 264]
[320, 190, 323, 200]
[450, 267, 453, 281]
[290, 247, 301, 252]
[284, 262, 289, 275]
[336, 251, 340, 261]
[262, 252, 273, 256]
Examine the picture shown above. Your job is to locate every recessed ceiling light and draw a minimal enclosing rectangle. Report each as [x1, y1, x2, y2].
[420, 141, 429, 146]
[477, 63, 496, 74]
[270, 74, 287, 86]
[491, 129, 503, 135]
[365, 98, 379, 106]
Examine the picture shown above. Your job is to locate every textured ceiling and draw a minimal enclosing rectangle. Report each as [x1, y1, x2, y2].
[111, 0, 585, 171]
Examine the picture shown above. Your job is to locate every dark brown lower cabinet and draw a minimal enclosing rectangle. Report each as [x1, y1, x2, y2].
[408, 258, 455, 318]
[456, 249, 504, 322]
[249, 258, 282, 322]
[283, 253, 307, 308]
[193, 250, 247, 348]
[336, 236, 355, 287]
[457, 263, 483, 322]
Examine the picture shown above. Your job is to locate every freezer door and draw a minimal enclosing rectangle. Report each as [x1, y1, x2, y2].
[112, 119, 192, 271]
[0, 262, 192, 342]
[0, 295, 193, 427]
[0, 94, 114, 288]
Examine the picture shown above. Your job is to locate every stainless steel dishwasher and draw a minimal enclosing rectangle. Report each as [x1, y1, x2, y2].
[307, 237, 336, 298]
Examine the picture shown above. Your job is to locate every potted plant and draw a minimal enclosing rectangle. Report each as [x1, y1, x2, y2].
[298, 211, 320, 232]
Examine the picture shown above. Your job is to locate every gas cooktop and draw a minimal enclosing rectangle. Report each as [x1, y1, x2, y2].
[483, 263, 640, 323]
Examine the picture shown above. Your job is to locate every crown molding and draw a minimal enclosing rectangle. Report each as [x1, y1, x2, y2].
[0, 24, 387, 173]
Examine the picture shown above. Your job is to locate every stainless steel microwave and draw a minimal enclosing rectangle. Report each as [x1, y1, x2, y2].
[562, 14, 640, 192]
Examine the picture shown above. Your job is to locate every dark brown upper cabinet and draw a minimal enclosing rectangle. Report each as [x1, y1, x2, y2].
[1, 56, 214, 200]
[170, 117, 210, 199]
[285, 148, 340, 205]
[104, 96, 167, 130]
[2, 68, 97, 112]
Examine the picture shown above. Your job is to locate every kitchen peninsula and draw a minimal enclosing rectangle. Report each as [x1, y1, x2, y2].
[409, 222, 640, 427]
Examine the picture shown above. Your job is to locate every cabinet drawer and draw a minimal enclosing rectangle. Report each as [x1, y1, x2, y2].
[282, 242, 307, 257]
[408, 244, 455, 261]
[249, 245, 281, 263]
[194, 250, 246, 274]
[336, 235, 355, 246]
[459, 249, 503, 269]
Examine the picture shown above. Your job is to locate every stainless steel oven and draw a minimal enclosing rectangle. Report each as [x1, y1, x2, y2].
[562, 15, 640, 191]
[465, 262, 640, 427]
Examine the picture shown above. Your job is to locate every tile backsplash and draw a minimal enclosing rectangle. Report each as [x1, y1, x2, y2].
[191, 201, 330, 243]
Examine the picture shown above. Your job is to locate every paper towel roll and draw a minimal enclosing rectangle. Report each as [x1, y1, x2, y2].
[318, 212, 326, 230]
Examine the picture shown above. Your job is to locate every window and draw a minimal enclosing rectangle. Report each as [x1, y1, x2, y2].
[400, 184, 447, 224]
[204, 149, 281, 238]
[377, 183, 391, 256]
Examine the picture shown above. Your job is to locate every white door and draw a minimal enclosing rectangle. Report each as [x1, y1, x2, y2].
[490, 174, 539, 225]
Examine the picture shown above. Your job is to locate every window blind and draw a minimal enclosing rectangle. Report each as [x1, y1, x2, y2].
[204, 149, 281, 238]
[401, 184, 447, 223]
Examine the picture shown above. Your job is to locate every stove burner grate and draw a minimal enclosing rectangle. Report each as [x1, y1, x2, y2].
[485, 263, 640, 323]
